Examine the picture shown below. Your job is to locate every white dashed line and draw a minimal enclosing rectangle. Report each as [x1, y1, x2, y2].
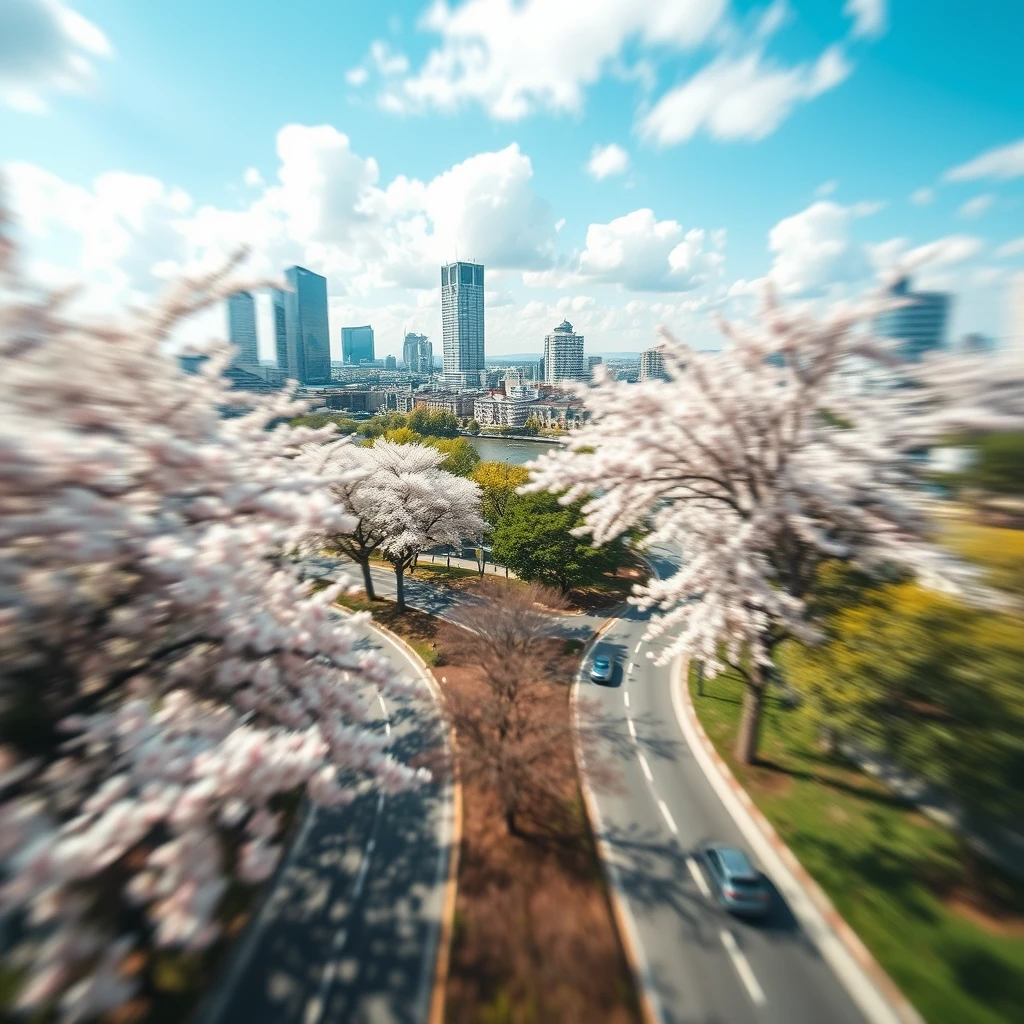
[687, 857, 712, 899]
[634, 641, 642, 654]
[351, 841, 374, 900]
[637, 751, 654, 782]
[627, 662, 634, 674]
[720, 929, 766, 1006]
[624, 691, 630, 707]
[657, 798, 678, 835]
[385, 722, 391, 736]
[377, 693, 388, 717]
[627, 718, 637, 740]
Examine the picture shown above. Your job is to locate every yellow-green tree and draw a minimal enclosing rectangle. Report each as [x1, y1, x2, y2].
[471, 461, 529, 528]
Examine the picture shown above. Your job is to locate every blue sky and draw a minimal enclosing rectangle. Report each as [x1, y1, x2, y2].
[2, 0, 1022, 359]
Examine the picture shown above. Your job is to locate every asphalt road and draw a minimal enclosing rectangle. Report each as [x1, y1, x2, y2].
[583, 547, 868, 1024]
[196, 617, 454, 1024]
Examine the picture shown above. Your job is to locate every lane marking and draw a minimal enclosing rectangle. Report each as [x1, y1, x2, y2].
[623, 691, 630, 708]
[385, 722, 391, 736]
[351, 840, 374, 900]
[627, 662, 634, 674]
[377, 693, 388, 717]
[657, 798, 678, 835]
[687, 857, 712, 899]
[637, 751, 654, 782]
[627, 718, 637, 740]
[720, 929, 766, 1006]
[634, 641, 642, 654]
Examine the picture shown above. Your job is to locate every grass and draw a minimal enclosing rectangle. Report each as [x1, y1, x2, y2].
[940, 519, 1024, 598]
[334, 590, 443, 666]
[689, 665, 1024, 1024]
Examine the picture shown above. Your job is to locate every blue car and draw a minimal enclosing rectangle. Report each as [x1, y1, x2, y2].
[590, 656, 613, 683]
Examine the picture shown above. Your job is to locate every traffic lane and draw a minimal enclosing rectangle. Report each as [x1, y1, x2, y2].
[633, 657, 867, 1024]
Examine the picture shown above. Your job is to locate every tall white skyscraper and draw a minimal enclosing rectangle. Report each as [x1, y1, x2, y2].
[272, 289, 288, 372]
[227, 291, 258, 367]
[543, 320, 586, 384]
[283, 266, 331, 385]
[441, 261, 485, 387]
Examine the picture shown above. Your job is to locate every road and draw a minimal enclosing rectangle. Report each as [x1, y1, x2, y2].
[583, 547, 868, 1024]
[196, 616, 454, 1024]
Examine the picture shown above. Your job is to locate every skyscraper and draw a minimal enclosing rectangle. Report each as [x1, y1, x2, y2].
[440, 261, 485, 387]
[384, 355, 397, 370]
[873, 276, 951, 362]
[226, 291, 259, 367]
[543, 320, 586, 384]
[272, 289, 288, 372]
[403, 331, 432, 371]
[639, 347, 669, 381]
[341, 325, 374, 365]
[283, 266, 331, 385]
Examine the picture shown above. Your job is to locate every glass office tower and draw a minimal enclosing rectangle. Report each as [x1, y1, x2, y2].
[283, 266, 331, 384]
[440, 261, 485, 387]
[341, 325, 375, 364]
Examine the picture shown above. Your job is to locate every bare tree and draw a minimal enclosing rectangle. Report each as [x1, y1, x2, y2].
[441, 582, 592, 836]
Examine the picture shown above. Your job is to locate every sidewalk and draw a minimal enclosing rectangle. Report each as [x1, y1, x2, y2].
[416, 551, 518, 579]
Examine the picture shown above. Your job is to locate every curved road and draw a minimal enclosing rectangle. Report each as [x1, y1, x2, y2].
[583, 547, 868, 1024]
[197, 616, 454, 1024]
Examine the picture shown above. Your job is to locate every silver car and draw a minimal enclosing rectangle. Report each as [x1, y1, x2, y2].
[701, 844, 771, 918]
[590, 655, 613, 683]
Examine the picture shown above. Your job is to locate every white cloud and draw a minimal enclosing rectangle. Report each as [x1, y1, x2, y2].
[944, 137, 1024, 182]
[0, 0, 112, 112]
[243, 167, 264, 187]
[869, 234, 984, 277]
[814, 179, 837, 197]
[577, 208, 724, 292]
[345, 67, 369, 87]
[996, 237, 1024, 258]
[844, 0, 887, 39]
[910, 186, 934, 206]
[639, 44, 851, 146]
[586, 143, 630, 181]
[958, 193, 994, 219]
[369, 40, 410, 76]
[768, 199, 877, 294]
[393, 0, 727, 120]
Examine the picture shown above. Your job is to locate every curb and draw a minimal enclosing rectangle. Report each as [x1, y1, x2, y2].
[570, 604, 662, 1024]
[364, 619, 463, 1024]
[673, 657, 925, 1024]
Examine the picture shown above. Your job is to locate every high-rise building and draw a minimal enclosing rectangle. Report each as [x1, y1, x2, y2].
[873, 276, 951, 362]
[441, 261, 485, 387]
[543, 320, 586, 384]
[341, 325, 375, 365]
[227, 291, 258, 367]
[403, 332, 433, 372]
[384, 354, 397, 370]
[272, 289, 288, 372]
[283, 267, 331, 385]
[639, 347, 669, 381]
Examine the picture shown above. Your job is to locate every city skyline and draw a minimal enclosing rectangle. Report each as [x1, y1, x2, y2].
[8, 2, 1021, 363]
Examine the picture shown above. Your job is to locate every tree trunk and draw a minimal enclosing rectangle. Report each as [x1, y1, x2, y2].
[359, 558, 376, 601]
[735, 679, 766, 765]
[395, 565, 406, 613]
[696, 662, 705, 697]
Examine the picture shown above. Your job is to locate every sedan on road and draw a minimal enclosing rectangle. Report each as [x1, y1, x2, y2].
[590, 656, 614, 683]
[700, 844, 771, 918]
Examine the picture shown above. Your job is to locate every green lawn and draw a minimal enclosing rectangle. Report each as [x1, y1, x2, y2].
[333, 590, 443, 666]
[689, 666, 1024, 1024]
[940, 520, 1024, 598]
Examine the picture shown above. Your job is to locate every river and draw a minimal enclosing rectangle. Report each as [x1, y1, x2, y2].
[466, 434, 560, 466]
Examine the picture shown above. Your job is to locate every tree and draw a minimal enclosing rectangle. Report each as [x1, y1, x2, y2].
[954, 432, 1024, 496]
[407, 406, 459, 438]
[0, 223, 428, 1021]
[467, 418, 481, 435]
[525, 288, 958, 764]
[383, 426, 423, 445]
[522, 415, 541, 436]
[368, 441, 484, 611]
[425, 436, 481, 477]
[471, 461, 529, 529]
[492, 491, 626, 593]
[440, 582, 576, 835]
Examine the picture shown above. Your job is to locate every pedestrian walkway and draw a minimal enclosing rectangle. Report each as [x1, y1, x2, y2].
[417, 551, 518, 579]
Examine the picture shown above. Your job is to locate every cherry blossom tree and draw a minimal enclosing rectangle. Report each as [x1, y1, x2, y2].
[0, 211, 429, 1021]
[525, 287, 959, 765]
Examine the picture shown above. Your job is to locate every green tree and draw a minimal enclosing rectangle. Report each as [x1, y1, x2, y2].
[522, 415, 541, 436]
[492, 491, 627, 592]
[956, 432, 1024, 495]
[424, 437, 481, 477]
[382, 427, 424, 445]
[407, 406, 459, 438]
[467, 418, 481, 435]
[471, 461, 529, 528]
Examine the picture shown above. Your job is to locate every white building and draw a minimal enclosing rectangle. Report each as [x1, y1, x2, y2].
[473, 392, 534, 428]
[441, 261, 485, 387]
[543, 320, 586, 384]
[227, 291, 259, 368]
[639, 347, 668, 381]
